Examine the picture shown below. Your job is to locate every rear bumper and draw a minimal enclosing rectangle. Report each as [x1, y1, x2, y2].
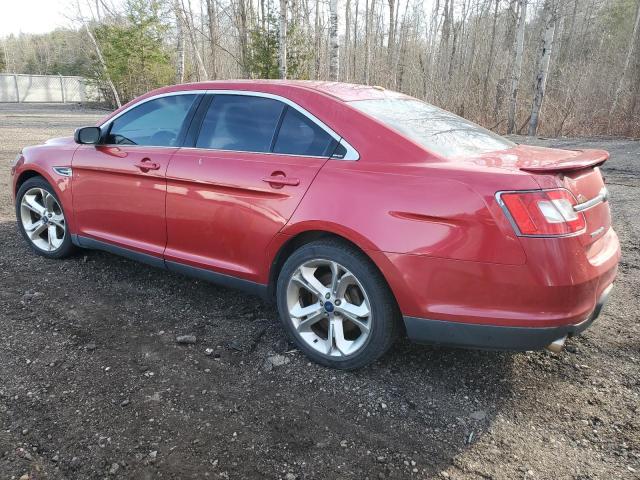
[404, 284, 613, 350]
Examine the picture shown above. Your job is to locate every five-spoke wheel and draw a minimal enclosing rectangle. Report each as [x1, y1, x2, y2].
[287, 259, 372, 357]
[20, 187, 66, 251]
[16, 177, 74, 258]
[277, 239, 400, 369]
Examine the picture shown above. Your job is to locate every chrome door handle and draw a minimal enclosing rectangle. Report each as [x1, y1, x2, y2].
[262, 176, 300, 187]
[134, 159, 160, 171]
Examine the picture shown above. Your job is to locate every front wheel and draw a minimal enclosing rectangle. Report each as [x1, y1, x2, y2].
[15, 176, 75, 259]
[276, 239, 400, 369]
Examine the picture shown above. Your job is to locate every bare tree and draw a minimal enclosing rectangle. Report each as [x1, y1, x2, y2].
[482, 0, 499, 109]
[174, 0, 185, 83]
[205, 0, 218, 79]
[387, 0, 396, 64]
[364, 0, 376, 83]
[345, 0, 352, 80]
[609, 0, 640, 129]
[528, 0, 557, 136]
[7, 0, 640, 137]
[507, 0, 526, 134]
[83, 23, 121, 108]
[178, 0, 208, 80]
[279, 0, 288, 79]
[314, 0, 322, 78]
[329, 0, 339, 80]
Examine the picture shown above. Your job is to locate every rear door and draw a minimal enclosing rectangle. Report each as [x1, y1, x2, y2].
[72, 93, 200, 257]
[164, 93, 339, 283]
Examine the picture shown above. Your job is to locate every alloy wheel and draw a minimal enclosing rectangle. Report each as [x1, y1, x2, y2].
[286, 259, 372, 357]
[20, 187, 66, 252]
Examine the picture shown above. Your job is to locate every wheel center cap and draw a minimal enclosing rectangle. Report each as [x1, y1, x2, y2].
[324, 301, 335, 313]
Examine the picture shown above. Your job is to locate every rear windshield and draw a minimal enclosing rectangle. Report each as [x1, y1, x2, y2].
[350, 98, 515, 158]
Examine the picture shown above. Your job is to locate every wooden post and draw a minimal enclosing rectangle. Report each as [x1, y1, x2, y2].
[13, 74, 20, 103]
[59, 74, 66, 103]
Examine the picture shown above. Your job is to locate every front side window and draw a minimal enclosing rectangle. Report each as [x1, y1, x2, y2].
[196, 95, 284, 152]
[106, 94, 198, 147]
[273, 107, 337, 157]
[350, 98, 514, 158]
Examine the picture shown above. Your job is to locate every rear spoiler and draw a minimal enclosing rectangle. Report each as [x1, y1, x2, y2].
[519, 149, 609, 173]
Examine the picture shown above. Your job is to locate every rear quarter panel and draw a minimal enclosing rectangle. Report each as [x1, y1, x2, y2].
[285, 160, 536, 265]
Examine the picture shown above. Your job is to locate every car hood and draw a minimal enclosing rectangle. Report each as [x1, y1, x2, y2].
[462, 144, 609, 173]
[44, 136, 76, 146]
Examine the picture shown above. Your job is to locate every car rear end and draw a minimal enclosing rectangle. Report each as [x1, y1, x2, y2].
[491, 148, 619, 350]
[348, 95, 619, 352]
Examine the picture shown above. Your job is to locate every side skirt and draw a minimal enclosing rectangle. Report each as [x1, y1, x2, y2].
[74, 235, 165, 269]
[165, 260, 268, 299]
[73, 235, 269, 300]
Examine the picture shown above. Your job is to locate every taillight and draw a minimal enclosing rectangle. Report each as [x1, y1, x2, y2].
[497, 189, 586, 236]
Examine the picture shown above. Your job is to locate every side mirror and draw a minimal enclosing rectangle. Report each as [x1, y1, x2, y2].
[74, 126, 102, 145]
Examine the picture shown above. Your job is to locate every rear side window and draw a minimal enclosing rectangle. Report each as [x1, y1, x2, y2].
[350, 98, 514, 158]
[107, 94, 198, 146]
[273, 107, 337, 157]
[196, 95, 284, 152]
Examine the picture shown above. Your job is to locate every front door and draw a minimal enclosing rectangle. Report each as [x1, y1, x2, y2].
[165, 93, 340, 283]
[72, 93, 200, 257]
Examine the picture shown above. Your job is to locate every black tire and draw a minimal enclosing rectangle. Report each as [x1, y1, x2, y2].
[15, 176, 75, 259]
[276, 238, 401, 369]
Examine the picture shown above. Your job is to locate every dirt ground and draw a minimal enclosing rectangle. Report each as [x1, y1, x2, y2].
[0, 103, 638, 480]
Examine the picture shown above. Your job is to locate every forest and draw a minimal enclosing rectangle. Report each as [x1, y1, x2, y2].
[1, 0, 639, 137]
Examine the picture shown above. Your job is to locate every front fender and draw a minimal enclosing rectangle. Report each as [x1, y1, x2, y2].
[13, 142, 79, 234]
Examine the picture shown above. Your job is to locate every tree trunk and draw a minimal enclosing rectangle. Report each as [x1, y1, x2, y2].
[237, 0, 250, 77]
[353, 0, 359, 81]
[314, 0, 321, 78]
[279, 0, 288, 79]
[179, 0, 208, 80]
[329, 0, 339, 80]
[173, 0, 186, 83]
[84, 23, 121, 108]
[364, 0, 371, 83]
[528, 0, 557, 136]
[482, 0, 499, 109]
[206, 0, 218, 79]
[345, 0, 351, 81]
[387, 0, 396, 64]
[609, 0, 640, 127]
[507, 0, 526, 134]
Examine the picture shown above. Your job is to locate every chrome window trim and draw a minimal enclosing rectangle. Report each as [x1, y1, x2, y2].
[495, 189, 586, 239]
[98, 90, 207, 128]
[99, 89, 360, 161]
[176, 146, 337, 160]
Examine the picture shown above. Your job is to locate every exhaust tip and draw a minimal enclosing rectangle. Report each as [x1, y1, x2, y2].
[546, 336, 567, 354]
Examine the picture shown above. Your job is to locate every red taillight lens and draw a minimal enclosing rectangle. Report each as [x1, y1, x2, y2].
[498, 189, 585, 236]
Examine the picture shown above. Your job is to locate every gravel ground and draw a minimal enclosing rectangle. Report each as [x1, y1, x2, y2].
[0, 104, 638, 480]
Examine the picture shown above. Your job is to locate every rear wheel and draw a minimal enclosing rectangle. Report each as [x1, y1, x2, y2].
[276, 239, 400, 369]
[15, 177, 74, 259]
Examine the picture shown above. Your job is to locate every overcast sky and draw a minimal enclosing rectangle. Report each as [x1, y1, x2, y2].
[0, 0, 73, 36]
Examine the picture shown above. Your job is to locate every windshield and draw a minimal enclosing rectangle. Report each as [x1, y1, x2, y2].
[350, 98, 515, 158]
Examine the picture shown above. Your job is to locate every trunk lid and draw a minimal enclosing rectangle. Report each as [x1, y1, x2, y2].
[468, 145, 611, 246]
[557, 165, 610, 248]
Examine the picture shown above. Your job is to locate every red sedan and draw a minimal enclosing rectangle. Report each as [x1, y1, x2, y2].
[11, 81, 620, 369]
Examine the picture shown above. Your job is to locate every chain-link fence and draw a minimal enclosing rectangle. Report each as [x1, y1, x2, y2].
[0, 74, 104, 103]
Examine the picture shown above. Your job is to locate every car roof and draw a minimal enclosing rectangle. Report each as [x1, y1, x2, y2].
[159, 80, 408, 102]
